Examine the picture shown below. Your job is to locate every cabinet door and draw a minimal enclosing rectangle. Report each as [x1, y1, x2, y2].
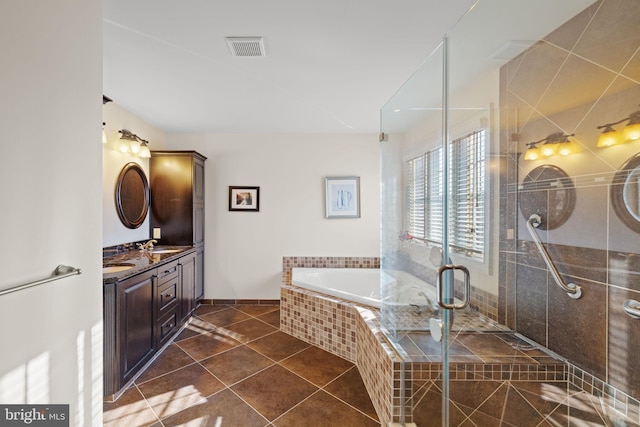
[118, 270, 155, 386]
[179, 253, 196, 322]
[195, 246, 204, 300]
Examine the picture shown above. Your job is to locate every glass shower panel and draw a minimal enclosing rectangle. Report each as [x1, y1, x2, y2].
[380, 42, 444, 343]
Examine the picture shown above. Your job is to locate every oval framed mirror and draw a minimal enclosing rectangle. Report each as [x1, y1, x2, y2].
[519, 165, 576, 230]
[612, 152, 640, 234]
[115, 162, 149, 229]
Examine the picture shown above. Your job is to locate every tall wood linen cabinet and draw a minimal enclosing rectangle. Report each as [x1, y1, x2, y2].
[150, 151, 206, 310]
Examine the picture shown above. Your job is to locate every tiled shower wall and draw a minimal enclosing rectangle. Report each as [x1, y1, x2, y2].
[499, 0, 640, 401]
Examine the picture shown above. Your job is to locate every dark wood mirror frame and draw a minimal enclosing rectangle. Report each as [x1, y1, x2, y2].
[115, 162, 150, 229]
[519, 164, 576, 230]
[612, 152, 640, 234]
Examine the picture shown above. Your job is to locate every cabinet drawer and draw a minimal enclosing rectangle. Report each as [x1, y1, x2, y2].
[157, 260, 179, 281]
[158, 278, 178, 313]
[158, 311, 178, 347]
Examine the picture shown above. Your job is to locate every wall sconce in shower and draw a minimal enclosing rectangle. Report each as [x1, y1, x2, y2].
[117, 129, 151, 158]
[523, 132, 578, 160]
[597, 106, 640, 147]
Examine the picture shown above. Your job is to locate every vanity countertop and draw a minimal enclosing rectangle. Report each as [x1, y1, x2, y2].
[102, 246, 196, 284]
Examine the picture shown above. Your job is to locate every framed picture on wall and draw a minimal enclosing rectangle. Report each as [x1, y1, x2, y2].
[229, 186, 260, 212]
[325, 176, 360, 218]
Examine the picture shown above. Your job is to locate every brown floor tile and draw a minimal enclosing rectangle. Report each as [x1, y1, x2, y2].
[273, 390, 379, 427]
[221, 318, 279, 343]
[248, 331, 310, 361]
[201, 345, 274, 386]
[193, 304, 229, 316]
[231, 364, 317, 421]
[257, 309, 281, 328]
[199, 307, 253, 327]
[104, 386, 159, 427]
[324, 366, 379, 421]
[176, 328, 241, 361]
[138, 363, 226, 420]
[161, 389, 269, 427]
[280, 346, 355, 387]
[136, 344, 195, 384]
[235, 305, 280, 317]
[173, 316, 218, 342]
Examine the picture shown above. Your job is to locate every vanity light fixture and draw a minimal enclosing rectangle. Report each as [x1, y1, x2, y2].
[118, 129, 151, 157]
[524, 132, 577, 160]
[523, 141, 541, 161]
[597, 106, 640, 147]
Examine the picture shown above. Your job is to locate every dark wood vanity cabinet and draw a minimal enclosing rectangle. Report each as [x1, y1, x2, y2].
[104, 250, 200, 399]
[156, 260, 180, 348]
[104, 269, 157, 396]
[179, 251, 196, 323]
[150, 151, 206, 301]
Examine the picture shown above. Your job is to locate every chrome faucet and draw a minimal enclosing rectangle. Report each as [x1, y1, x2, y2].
[138, 239, 158, 250]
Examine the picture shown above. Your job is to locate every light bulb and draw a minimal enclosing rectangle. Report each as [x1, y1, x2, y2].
[622, 122, 640, 142]
[541, 142, 558, 157]
[597, 126, 620, 147]
[523, 145, 540, 161]
[139, 142, 151, 158]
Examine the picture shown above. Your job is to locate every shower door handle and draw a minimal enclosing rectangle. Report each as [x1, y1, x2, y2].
[436, 264, 471, 310]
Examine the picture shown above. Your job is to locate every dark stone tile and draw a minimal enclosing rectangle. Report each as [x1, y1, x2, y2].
[502, 384, 546, 427]
[472, 382, 508, 420]
[548, 278, 607, 378]
[136, 344, 195, 384]
[412, 388, 468, 427]
[199, 307, 253, 327]
[515, 263, 548, 346]
[609, 251, 640, 292]
[221, 318, 279, 343]
[510, 382, 566, 417]
[449, 380, 505, 417]
[103, 386, 159, 427]
[273, 390, 379, 427]
[248, 331, 310, 362]
[175, 329, 241, 361]
[547, 243, 607, 284]
[138, 364, 226, 420]
[324, 366, 379, 421]
[456, 333, 521, 358]
[161, 389, 269, 427]
[279, 346, 354, 387]
[200, 345, 274, 386]
[231, 365, 317, 421]
[608, 286, 640, 400]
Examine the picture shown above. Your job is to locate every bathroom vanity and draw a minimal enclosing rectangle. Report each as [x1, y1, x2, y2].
[102, 246, 197, 399]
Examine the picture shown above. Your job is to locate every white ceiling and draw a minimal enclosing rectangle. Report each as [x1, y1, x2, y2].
[103, 0, 477, 134]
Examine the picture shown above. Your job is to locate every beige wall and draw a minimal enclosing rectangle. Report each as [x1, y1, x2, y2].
[167, 133, 381, 300]
[0, 1, 103, 425]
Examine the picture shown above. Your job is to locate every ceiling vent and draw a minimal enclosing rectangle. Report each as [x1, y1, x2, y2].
[226, 37, 266, 57]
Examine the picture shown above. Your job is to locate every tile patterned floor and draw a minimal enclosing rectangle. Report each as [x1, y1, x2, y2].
[103, 305, 380, 427]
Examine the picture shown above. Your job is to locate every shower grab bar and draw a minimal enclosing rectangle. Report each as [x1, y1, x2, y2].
[0, 265, 82, 297]
[623, 300, 640, 319]
[526, 214, 582, 299]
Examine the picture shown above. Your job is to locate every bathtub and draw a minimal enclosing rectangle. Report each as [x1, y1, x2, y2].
[290, 267, 440, 310]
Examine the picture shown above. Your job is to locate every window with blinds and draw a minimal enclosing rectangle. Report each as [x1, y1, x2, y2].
[406, 129, 486, 260]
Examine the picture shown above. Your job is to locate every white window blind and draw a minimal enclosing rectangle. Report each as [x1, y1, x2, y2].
[406, 129, 486, 259]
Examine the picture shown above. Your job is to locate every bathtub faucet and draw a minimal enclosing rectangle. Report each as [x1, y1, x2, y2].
[419, 291, 440, 312]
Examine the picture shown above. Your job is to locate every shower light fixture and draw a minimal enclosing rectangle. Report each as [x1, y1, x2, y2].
[597, 106, 640, 147]
[118, 129, 151, 158]
[523, 132, 577, 160]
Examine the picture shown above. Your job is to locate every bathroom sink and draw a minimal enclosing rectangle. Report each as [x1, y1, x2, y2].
[147, 249, 183, 254]
[103, 264, 135, 274]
